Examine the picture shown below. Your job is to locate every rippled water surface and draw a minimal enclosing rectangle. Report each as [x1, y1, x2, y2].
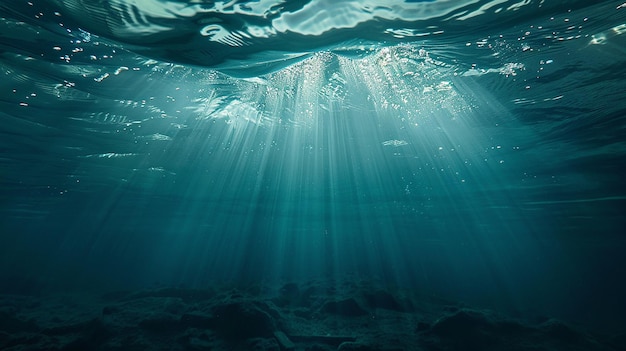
[1, 0, 626, 332]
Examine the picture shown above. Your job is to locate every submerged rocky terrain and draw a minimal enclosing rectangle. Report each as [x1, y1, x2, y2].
[0, 279, 623, 351]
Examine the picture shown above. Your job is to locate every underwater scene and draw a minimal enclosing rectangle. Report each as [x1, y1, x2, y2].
[1, 0, 625, 350]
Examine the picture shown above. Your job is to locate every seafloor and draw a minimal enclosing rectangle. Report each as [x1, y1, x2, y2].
[0, 279, 624, 351]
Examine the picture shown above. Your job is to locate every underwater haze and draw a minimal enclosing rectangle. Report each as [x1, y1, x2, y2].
[1, 1, 626, 350]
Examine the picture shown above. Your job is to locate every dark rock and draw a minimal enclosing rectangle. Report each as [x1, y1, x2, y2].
[304, 345, 329, 351]
[248, 337, 281, 351]
[609, 332, 626, 350]
[230, 292, 245, 299]
[415, 321, 430, 332]
[42, 317, 104, 336]
[496, 319, 528, 334]
[421, 309, 612, 351]
[363, 290, 404, 311]
[211, 301, 276, 339]
[293, 308, 312, 319]
[247, 285, 263, 296]
[430, 309, 492, 336]
[280, 283, 299, 299]
[125, 288, 215, 302]
[262, 302, 283, 321]
[102, 305, 119, 315]
[337, 341, 374, 351]
[291, 335, 356, 346]
[426, 309, 507, 350]
[138, 314, 181, 333]
[0, 331, 12, 350]
[1, 333, 52, 351]
[0, 309, 39, 333]
[301, 286, 317, 302]
[184, 336, 214, 351]
[162, 297, 187, 314]
[177, 329, 215, 351]
[273, 330, 295, 350]
[321, 298, 368, 317]
[56, 318, 111, 351]
[273, 284, 296, 307]
[443, 305, 460, 313]
[180, 312, 214, 328]
[538, 319, 582, 342]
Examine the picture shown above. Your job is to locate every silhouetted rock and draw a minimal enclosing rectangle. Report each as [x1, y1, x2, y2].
[426, 309, 500, 350]
[430, 309, 493, 335]
[177, 329, 216, 350]
[125, 288, 215, 302]
[101, 305, 119, 315]
[337, 341, 374, 351]
[415, 321, 430, 332]
[211, 301, 276, 339]
[248, 337, 281, 351]
[363, 290, 403, 311]
[280, 283, 300, 299]
[180, 312, 213, 329]
[321, 298, 368, 316]
[274, 282, 318, 309]
[1, 333, 52, 351]
[138, 313, 181, 333]
[59, 321, 111, 351]
[0, 309, 39, 333]
[538, 319, 582, 342]
[609, 332, 626, 350]
[421, 309, 614, 351]
[274, 283, 301, 308]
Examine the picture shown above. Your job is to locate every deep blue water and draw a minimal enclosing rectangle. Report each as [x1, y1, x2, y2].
[1, 0, 626, 337]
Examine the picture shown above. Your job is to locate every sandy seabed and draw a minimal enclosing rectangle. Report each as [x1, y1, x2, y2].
[0, 279, 624, 351]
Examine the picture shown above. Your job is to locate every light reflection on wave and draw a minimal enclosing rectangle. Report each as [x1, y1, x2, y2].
[0, 0, 602, 76]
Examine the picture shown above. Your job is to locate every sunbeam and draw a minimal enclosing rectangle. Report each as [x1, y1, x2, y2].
[2, 1, 626, 349]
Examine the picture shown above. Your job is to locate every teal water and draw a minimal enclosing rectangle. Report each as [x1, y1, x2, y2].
[1, 0, 625, 336]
